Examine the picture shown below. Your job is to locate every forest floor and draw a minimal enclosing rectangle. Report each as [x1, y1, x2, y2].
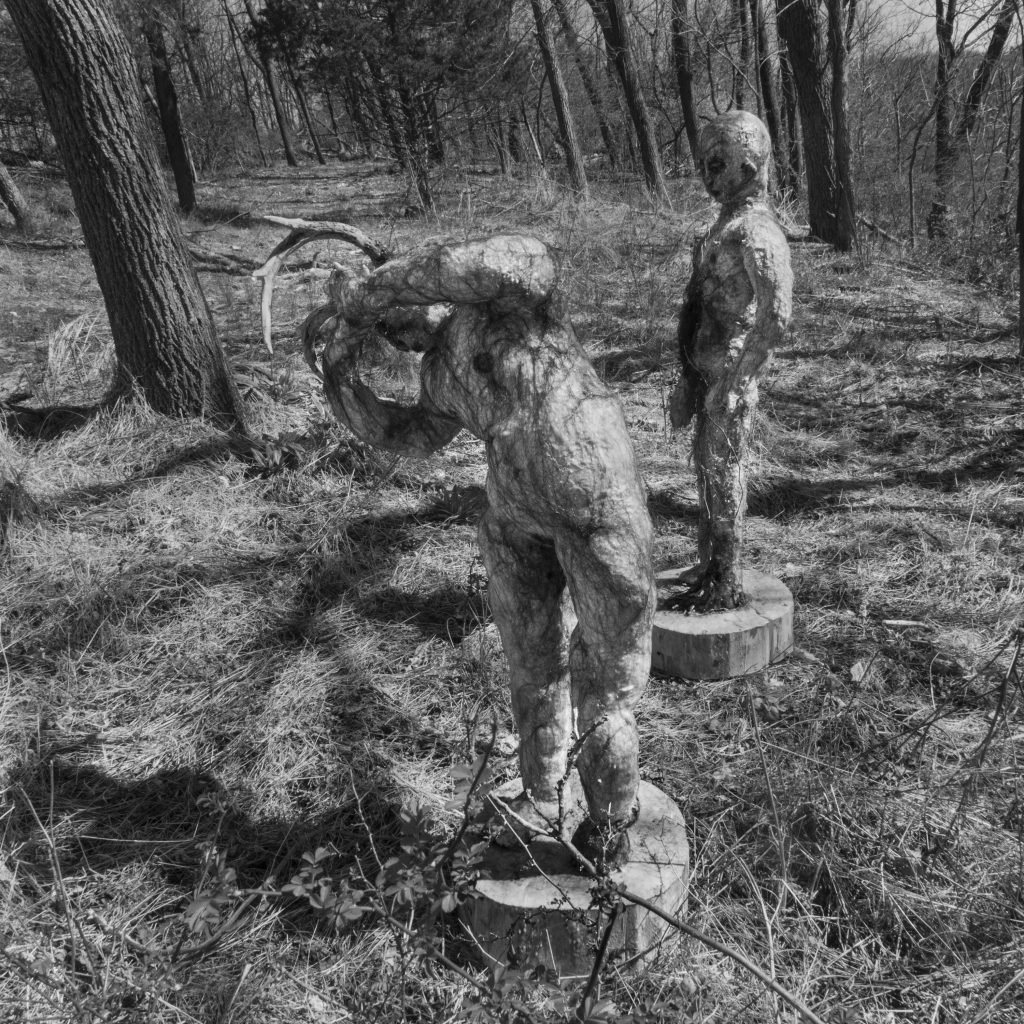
[0, 160, 1023, 1024]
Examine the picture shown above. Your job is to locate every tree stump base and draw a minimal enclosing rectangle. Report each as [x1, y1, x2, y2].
[652, 567, 793, 680]
[460, 781, 688, 980]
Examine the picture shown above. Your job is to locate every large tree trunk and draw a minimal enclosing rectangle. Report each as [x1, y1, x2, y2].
[142, 14, 196, 214]
[670, 0, 700, 169]
[777, 0, 855, 249]
[531, 0, 588, 195]
[584, 0, 670, 201]
[241, 0, 298, 167]
[6, 0, 245, 429]
[0, 159, 32, 231]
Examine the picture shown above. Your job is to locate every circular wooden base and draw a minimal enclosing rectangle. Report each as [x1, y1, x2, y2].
[460, 781, 688, 980]
[652, 567, 793, 680]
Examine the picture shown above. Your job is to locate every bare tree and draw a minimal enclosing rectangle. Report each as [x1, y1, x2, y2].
[5, 0, 246, 428]
[929, 0, 1019, 237]
[584, 0, 670, 200]
[777, 0, 857, 249]
[670, 0, 701, 168]
[240, 0, 299, 167]
[551, 0, 620, 166]
[531, 0, 589, 194]
[143, 12, 196, 213]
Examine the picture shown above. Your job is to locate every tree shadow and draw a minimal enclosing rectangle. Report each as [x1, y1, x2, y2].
[1, 399, 100, 440]
[5, 754, 407, 905]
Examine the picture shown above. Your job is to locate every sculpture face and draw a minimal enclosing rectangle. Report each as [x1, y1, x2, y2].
[697, 110, 772, 204]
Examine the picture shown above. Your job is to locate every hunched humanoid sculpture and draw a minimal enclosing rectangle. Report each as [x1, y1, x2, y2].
[303, 234, 655, 870]
[668, 111, 793, 613]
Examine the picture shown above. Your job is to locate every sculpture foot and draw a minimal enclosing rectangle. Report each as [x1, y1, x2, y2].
[572, 806, 638, 874]
[487, 791, 560, 848]
[662, 569, 746, 614]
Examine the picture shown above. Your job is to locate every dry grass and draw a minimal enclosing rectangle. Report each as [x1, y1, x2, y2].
[0, 161, 1022, 1022]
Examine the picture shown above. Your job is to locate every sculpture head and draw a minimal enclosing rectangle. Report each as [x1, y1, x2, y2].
[697, 111, 772, 205]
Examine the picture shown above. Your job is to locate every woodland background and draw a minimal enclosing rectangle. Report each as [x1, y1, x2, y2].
[0, 1, 1023, 1023]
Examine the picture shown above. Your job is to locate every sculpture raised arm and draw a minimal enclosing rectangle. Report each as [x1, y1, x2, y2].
[328, 234, 559, 325]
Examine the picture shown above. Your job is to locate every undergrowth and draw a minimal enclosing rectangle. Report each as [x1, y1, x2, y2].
[0, 162, 1022, 1022]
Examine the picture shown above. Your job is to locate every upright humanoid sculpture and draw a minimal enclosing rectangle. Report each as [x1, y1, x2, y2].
[306, 235, 655, 870]
[668, 111, 793, 612]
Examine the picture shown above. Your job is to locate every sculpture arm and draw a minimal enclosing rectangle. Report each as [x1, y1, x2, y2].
[329, 234, 558, 326]
[320, 323, 462, 458]
[669, 237, 707, 429]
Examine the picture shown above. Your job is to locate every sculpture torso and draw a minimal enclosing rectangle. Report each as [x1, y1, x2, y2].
[689, 202, 786, 383]
[420, 304, 645, 532]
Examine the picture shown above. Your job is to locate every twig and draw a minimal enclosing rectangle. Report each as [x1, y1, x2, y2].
[969, 627, 1022, 769]
[575, 902, 619, 1021]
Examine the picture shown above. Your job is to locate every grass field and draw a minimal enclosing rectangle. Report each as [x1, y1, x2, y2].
[1, 161, 1022, 1023]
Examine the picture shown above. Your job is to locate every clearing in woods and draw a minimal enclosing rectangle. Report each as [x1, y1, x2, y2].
[0, 162, 1022, 1022]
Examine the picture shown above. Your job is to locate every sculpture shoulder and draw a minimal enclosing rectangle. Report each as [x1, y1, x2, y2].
[718, 205, 788, 252]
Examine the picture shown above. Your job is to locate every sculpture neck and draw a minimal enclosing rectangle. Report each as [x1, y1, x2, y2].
[718, 193, 770, 220]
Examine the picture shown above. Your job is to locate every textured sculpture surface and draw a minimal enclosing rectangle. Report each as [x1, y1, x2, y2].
[669, 111, 794, 612]
[309, 234, 655, 869]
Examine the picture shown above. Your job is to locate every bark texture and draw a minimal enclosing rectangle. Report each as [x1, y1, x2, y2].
[6, 0, 245, 427]
[669, 112, 793, 612]
[310, 234, 655, 869]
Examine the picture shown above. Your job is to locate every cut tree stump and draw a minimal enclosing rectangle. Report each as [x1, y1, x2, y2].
[461, 780, 688, 979]
[652, 567, 793, 680]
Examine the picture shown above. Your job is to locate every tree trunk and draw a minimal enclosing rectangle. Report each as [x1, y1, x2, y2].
[143, 14, 196, 214]
[1018, 74, 1023, 362]
[531, 0, 588, 195]
[0, 159, 33, 231]
[551, 0, 619, 168]
[6, 0, 245, 428]
[584, 0, 670, 201]
[749, 0, 791, 190]
[732, 0, 750, 110]
[223, 1, 268, 166]
[826, 0, 856, 249]
[928, 0, 956, 238]
[241, 0, 298, 167]
[778, 0, 855, 249]
[288, 66, 326, 164]
[396, 80, 434, 209]
[931, 0, 1017, 237]
[670, 0, 700, 169]
[779, 38, 801, 180]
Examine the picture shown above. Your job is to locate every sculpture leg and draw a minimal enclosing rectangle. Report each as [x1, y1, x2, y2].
[560, 521, 654, 868]
[690, 380, 758, 610]
[479, 510, 574, 839]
